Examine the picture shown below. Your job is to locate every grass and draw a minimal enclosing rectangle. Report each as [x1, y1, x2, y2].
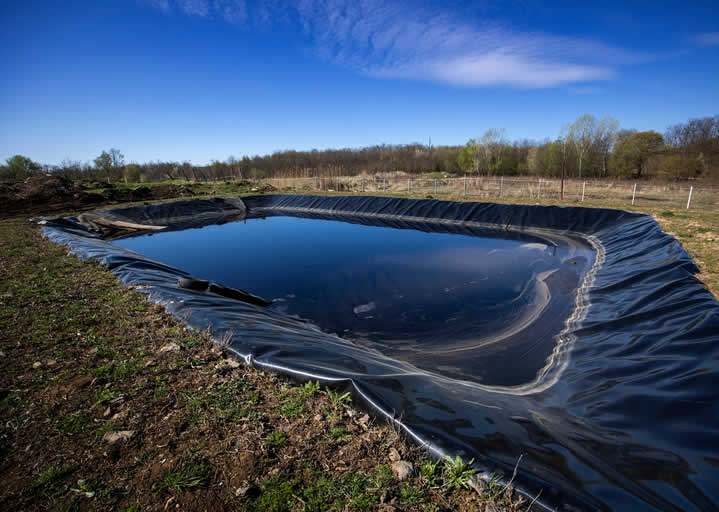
[154, 456, 211, 494]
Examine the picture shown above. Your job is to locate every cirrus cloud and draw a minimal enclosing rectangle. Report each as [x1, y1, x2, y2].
[142, 0, 645, 88]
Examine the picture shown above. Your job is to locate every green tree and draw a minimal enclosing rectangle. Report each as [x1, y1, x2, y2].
[3, 155, 41, 180]
[457, 139, 479, 174]
[94, 149, 125, 177]
[612, 131, 665, 177]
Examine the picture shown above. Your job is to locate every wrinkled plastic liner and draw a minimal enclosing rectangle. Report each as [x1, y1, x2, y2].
[42, 195, 719, 512]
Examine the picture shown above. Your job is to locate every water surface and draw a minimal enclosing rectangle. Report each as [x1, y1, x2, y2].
[116, 214, 594, 386]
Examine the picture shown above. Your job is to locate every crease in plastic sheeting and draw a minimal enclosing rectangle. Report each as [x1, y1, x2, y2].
[40, 195, 719, 512]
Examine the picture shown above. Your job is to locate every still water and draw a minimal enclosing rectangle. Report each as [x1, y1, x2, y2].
[116, 214, 594, 386]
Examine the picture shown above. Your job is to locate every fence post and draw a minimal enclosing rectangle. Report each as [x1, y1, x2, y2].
[434, 179, 437, 194]
[687, 186, 693, 209]
[632, 183, 637, 205]
[315, 176, 318, 191]
[383, 178, 386, 192]
[582, 181, 586, 201]
[407, 179, 411, 194]
[500, 176, 503, 197]
[538, 178, 541, 199]
[463, 176, 467, 197]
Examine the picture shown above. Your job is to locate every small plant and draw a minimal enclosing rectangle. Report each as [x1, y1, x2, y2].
[486, 472, 506, 501]
[373, 464, 394, 487]
[419, 459, 442, 486]
[328, 426, 349, 441]
[398, 484, 426, 505]
[55, 411, 93, 435]
[94, 388, 118, 405]
[267, 431, 287, 448]
[442, 455, 476, 492]
[300, 379, 321, 398]
[326, 388, 352, 411]
[154, 457, 211, 494]
[660, 210, 675, 217]
[70, 479, 105, 498]
[35, 464, 73, 496]
[279, 396, 305, 417]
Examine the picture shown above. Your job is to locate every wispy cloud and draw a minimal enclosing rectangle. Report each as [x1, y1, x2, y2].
[693, 32, 719, 47]
[142, 0, 642, 88]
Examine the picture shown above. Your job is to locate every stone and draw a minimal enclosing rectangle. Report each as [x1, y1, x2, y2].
[216, 358, 241, 373]
[390, 460, 413, 481]
[158, 343, 181, 354]
[32, 361, 42, 369]
[102, 430, 135, 444]
[388, 447, 401, 462]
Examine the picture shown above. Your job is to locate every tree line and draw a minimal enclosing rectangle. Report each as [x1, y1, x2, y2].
[3, 114, 718, 183]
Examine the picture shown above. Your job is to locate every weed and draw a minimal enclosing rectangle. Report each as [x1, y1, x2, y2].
[94, 388, 118, 405]
[442, 455, 476, 493]
[154, 457, 211, 494]
[279, 396, 305, 418]
[326, 388, 352, 411]
[660, 210, 675, 217]
[300, 379, 321, 398]
[398, 484, 426, 505]
[54, 411, 93, 435]
[374, 464, 394, 487]
[328, 426, 349, 441]
[267, 431, 287, 448]
[70, 478, 105, 498]
[420, 459, 442, 486]
[35, 464, 73, 496]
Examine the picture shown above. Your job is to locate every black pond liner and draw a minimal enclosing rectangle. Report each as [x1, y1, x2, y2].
[40, 195, 719, 512]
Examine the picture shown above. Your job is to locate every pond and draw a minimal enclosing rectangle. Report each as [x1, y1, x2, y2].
[116, 213, 595, 387]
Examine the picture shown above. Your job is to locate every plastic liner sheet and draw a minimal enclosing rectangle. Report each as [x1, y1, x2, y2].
[41, 195, 719, 512]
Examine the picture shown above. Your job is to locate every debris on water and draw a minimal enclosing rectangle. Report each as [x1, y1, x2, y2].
[353, 302, 376, 315]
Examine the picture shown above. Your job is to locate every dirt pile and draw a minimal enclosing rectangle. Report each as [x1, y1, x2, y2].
[0, 176, 196, 216]
[0, 175, 100, 215]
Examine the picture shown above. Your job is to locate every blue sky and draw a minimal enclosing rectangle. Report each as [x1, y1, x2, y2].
[1, 0, 718, 165]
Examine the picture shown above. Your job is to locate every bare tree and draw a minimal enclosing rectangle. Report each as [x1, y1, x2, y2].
[569, 114, 597, 179]
[594, 116, 619, 177]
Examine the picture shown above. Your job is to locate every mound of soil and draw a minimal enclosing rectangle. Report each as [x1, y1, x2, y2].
[0, 175, 103, 216]
[0, 176, 196, 217]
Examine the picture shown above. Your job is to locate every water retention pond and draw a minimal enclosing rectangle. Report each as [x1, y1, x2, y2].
[44, 195, 719, 512]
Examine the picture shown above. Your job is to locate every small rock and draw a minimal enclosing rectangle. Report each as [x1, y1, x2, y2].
[216, 358, 241, 373]
[102, 430, 135, 445]
[158, 343, 181, 354]
[235, 486, 251, 497]
[390, 460, 413, 481]
[145, 358, 157, 367]
[45, 360, 57, 367]
[468, 475, 488, 495]
[32, 361, 43, 369]
[388, 447, 401, 462]
[358, 414, 370, 428]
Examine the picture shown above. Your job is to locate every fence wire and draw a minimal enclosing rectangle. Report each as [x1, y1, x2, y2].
[252, 176, 718, 211]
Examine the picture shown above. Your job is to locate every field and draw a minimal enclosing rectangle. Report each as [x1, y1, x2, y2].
[1, 178, 716, 511]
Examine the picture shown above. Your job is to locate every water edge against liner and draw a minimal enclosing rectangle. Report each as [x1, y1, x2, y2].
[114, 212, 596, 388]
